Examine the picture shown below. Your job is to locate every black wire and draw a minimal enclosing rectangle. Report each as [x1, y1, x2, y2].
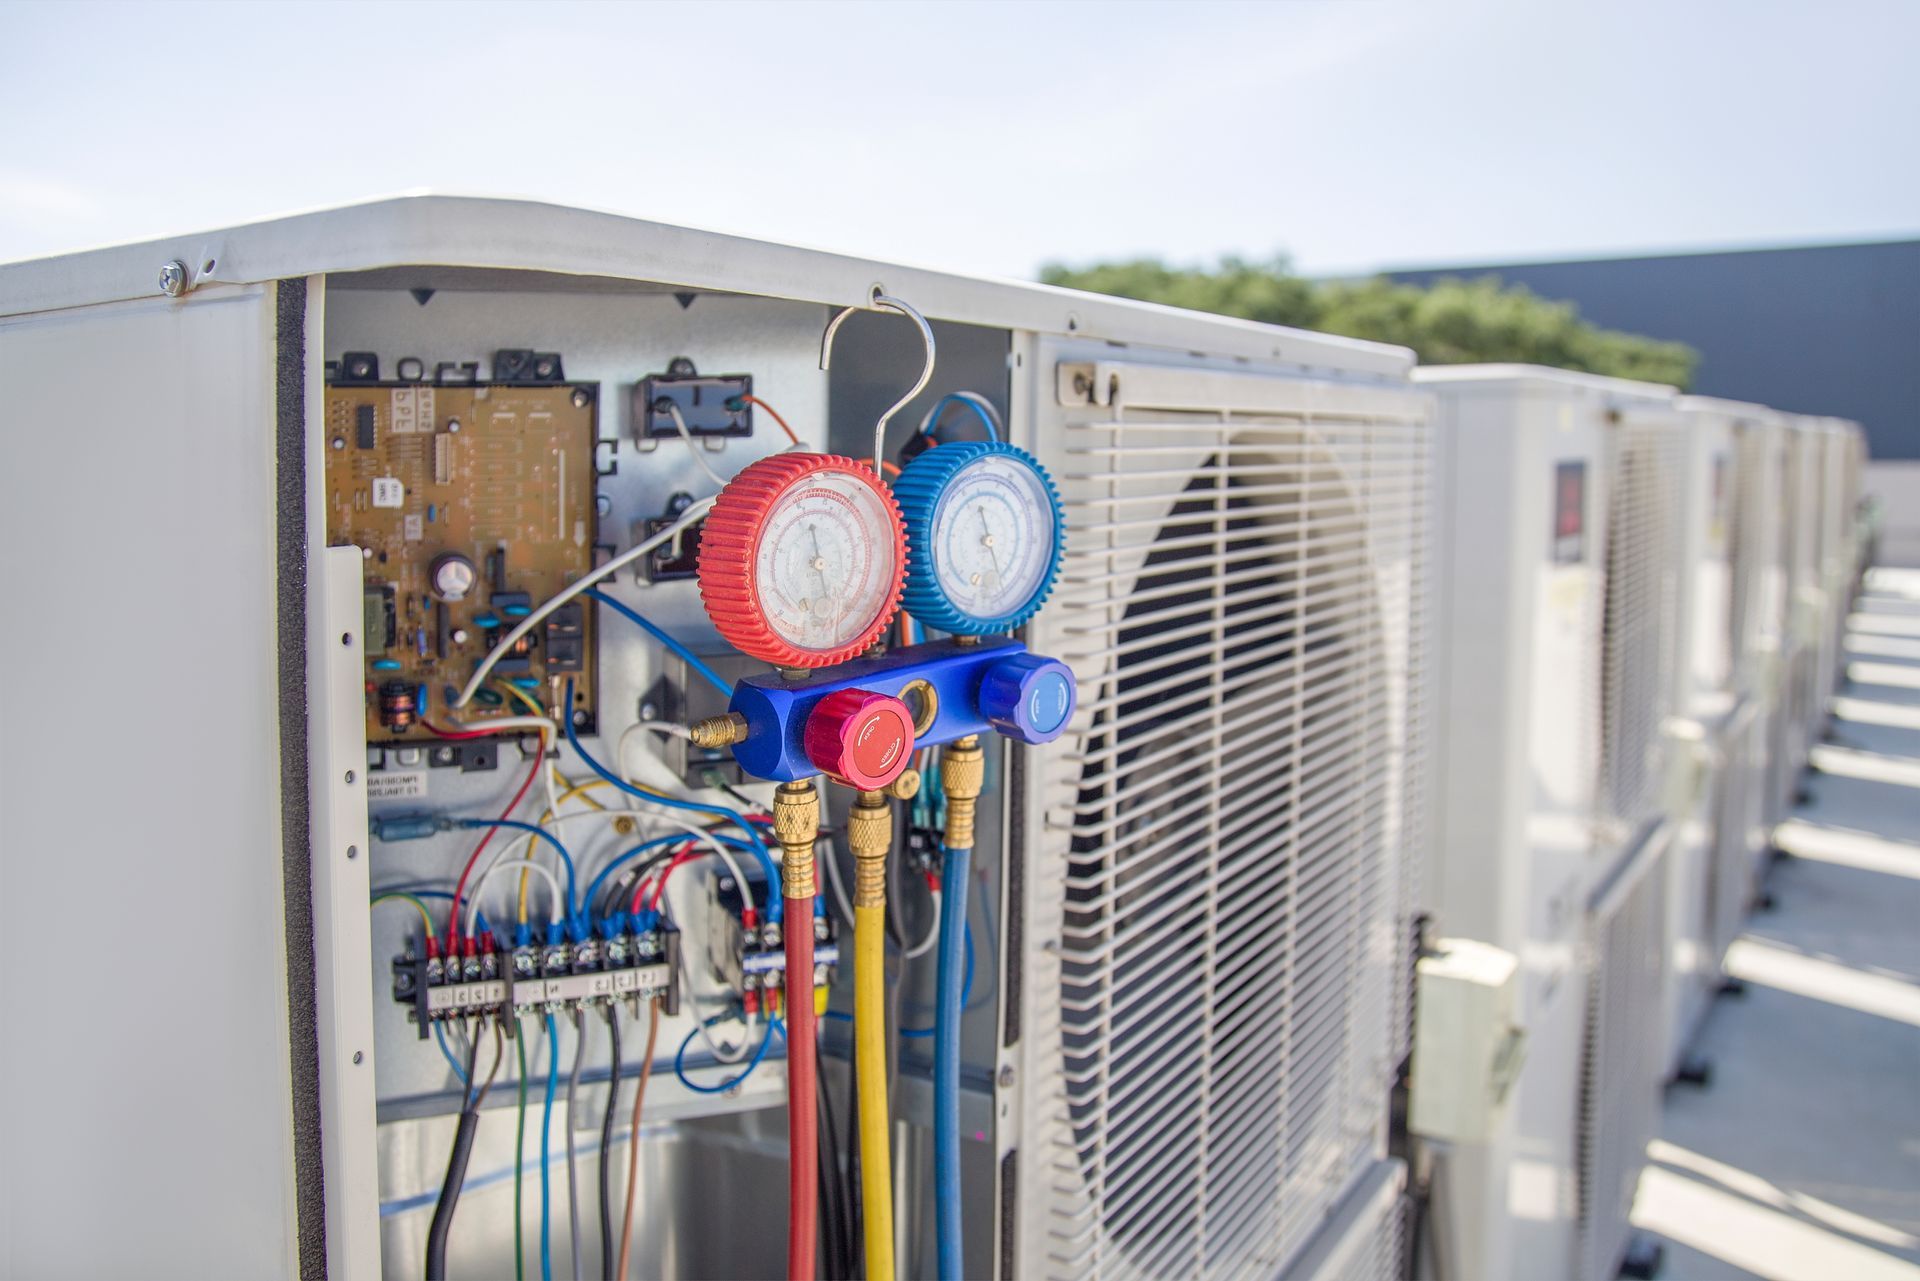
[601, 850, 677, 919]
[815, 1038, 847, 1279]
[599, 1005, 621, 1281]
[845, 1043, 865, 1279]
[427, 1021, 494, 1280]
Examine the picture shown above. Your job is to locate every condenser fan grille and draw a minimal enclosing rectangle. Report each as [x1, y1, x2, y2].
[1027, 392, 1428, 1281]
[1599, 422, 1684, 835]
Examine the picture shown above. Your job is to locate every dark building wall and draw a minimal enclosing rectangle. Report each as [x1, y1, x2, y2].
[1387, 240, 1920, 460]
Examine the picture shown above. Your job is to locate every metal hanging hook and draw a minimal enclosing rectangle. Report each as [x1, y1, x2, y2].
[820, 290, 936, 475]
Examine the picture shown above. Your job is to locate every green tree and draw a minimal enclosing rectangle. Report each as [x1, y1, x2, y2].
[1039, 255, 1697, 389]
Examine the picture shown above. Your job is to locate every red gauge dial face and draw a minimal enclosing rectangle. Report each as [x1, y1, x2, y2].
[698, 455, 907, 668]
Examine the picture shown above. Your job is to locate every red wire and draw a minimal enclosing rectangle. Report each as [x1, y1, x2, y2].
[785, 889, 818, 1280]
[737, 393, 801, 447]
[632, 848, 698, 917]
[444, 742, 545, 951]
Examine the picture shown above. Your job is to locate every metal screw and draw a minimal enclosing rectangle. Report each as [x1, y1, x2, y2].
[346, 845, 358, 860]
[596, 494, 612, 518]
[352, 1051, 364, 1065]
[158, 260, 188, 297]
[344, 770, 356, 784]
[998, 1065, 1016, 1089]
[572, 387, 591, 408]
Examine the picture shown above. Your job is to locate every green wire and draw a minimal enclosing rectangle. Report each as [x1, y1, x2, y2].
[515, 1015, 528, 1281]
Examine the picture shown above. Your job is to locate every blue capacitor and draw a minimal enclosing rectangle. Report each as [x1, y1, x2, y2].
[372, 658, 402, 671]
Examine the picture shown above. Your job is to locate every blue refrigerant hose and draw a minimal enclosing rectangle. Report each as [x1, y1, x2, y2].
[934, 842, 972, 1281]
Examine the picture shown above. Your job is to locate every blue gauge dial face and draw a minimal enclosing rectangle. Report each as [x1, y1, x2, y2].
[930, 454, 1056, 620]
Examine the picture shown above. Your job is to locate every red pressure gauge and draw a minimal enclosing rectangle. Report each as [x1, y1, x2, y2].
[697, 453, 909, 668]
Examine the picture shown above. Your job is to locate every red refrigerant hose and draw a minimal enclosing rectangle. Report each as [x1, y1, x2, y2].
[786, 896, 819, 1280]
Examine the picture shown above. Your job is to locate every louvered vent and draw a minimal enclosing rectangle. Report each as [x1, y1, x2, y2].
[1021, 366, 1428, 1281]
[1599, 421, 1684, 837]
[1706, 709, 1761, 960]
[1726, 426, 1784, 681]
[1576, 840, 1669, 1281]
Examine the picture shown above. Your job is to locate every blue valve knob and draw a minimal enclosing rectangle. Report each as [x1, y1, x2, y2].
[979, 653, 1076, 744]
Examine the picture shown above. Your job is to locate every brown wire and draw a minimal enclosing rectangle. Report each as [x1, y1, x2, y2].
[615, 999, 662, 1280]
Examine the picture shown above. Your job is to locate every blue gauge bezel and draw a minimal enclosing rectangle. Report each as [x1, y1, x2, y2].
[894, 440, 1065, 636]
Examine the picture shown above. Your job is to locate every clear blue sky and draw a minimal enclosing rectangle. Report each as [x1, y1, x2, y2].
[3, 0, 1914, 279]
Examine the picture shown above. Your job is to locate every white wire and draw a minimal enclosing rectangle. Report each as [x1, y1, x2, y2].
[662, 402, 728, 488]
[454, 497, 716, 707]
[822, 837, 857, 929]
[466, 857, 565, 938]
[637, 720, 693, 741]
[900, 888, 942, 960]
[695, 1003, 756, 1064]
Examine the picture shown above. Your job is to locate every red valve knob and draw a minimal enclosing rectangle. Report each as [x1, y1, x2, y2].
[803, 689, 917, 791]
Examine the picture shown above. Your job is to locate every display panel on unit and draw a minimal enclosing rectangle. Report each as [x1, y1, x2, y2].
[324, 360, 600, 744]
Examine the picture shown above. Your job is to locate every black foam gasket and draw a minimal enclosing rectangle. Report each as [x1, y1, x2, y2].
[276, 276, 328, 1278]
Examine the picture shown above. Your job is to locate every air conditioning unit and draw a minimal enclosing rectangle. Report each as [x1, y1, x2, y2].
[1657, 397, 1780, 1083]
[1007, 352, 1433, 1281]
[1413, 366, 1681, 1281]
[1769, 417, 1831, 817]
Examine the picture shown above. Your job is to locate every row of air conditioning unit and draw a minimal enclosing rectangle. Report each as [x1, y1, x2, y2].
[1406, 367, 1868, 1281]
[0, 199, 1876, 1281]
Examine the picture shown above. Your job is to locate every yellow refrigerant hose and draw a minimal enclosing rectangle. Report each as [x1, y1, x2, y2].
[850, 787, 897, 1281]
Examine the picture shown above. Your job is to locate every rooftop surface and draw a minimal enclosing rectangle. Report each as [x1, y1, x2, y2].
[1632, 568, 1920, 1280]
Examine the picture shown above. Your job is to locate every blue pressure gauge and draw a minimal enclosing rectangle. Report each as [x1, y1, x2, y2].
[894, 441, 1065, 636]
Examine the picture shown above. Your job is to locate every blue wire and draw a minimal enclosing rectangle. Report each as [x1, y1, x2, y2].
[919, 393, 1001, 443]
[673, 1016, 784, 1094]
[432, 1022, 470, 1087]
[456, 819, 579, 924]
[369, 886, 456, 901]
[560, 679, 782, 922]
[583, 589, 733, 697]
[933, 843, 971, 1281]
[582, 830, 776, 920]
[540, 1013, 558, 1281]
[899, 915, 973, 1039]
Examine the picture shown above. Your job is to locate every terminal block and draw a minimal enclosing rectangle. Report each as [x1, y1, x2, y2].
[703, 870, 839, 1020]
[391, 923, 682, 1036]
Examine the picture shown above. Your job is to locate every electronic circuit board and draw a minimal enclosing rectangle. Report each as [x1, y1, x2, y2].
[323, 379, 599, 744]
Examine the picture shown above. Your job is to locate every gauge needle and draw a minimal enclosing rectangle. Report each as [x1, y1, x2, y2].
[977, 503, 1004, 577]
[808, 524, 830, 594]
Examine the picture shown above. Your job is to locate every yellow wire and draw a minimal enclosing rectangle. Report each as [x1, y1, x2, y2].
[516, 776, 617, 923]
[372, 891, 436, 939]
[855, 902, 895, 1281]
[495, 679, 549, 718]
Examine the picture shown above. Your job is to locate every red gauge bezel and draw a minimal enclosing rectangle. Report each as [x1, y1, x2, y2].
[696, 453, 908, 668]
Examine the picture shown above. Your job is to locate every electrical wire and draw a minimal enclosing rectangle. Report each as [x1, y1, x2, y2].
[426, 1019, 501, 1280]
[466, 858, 567, 938]
[672, 1014, 783, 1094]
[447, 744, 546, 952]
[916, 391, 1002, 443]
[735, 393, 801, 446]
[456, 497, 716, 706]
[815, 1036, 851, 1281]
[932, 845, 971, 1281]
[661, 401, 729, 487]
[515, 1015, 529, 1281]
[434, 1021, 470, 1088]
[561, 682, 780, 918]
[541, 1012, 559, 1281]
[616, 999, 662, 1281]
[498, 680, 550, 718]
[599, 1004, 621, 1279]
[584, 588, 733, 697]
[371, 890, 436, 938]
[461, 820, 579, 927]
[566, 1009, 587, 1281]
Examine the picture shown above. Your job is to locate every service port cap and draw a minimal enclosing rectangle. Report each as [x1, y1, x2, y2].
[979, 653, 1077, 744]
[804, 688, 917, 790]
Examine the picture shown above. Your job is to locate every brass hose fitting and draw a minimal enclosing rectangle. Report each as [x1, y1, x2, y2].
[687, 712, 748, 750]
[849, 788, 892, 910]
[774, 778, 820, 900]
[941, 735, 986, 851]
